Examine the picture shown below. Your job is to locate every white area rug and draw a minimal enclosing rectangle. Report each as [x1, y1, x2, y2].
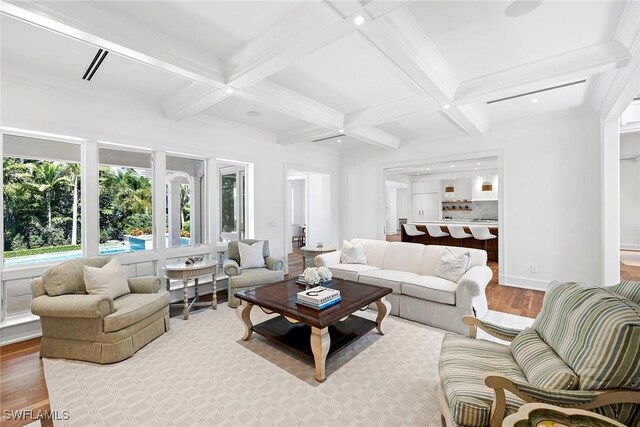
[43, 307, 532, 427]
[621, 251, 640, 267]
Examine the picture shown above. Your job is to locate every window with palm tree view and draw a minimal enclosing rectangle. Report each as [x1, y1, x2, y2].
[99, 147, 153, 254]
[3, 136, 82, 266]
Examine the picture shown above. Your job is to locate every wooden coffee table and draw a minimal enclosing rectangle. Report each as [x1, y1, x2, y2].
[235, 278, 392, 382]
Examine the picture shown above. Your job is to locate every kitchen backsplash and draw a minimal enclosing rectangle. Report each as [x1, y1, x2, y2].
[444, 200, 498, 220]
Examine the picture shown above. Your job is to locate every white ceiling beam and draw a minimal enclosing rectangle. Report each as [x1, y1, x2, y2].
[347, 127, 400, 149]
[348, 5, 490, 136]
[344, 95, 439, 128]
[1, 1, 225, 88]
[456, 41, 631, 105]
[161, 84, 232, 121]
[589, 0, 640, 120]
[225, 3, 352, 89]
[236, 80, 344, 130]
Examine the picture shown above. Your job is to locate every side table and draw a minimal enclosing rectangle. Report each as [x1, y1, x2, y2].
[503, 403, 625, 427]
[165, 260, 218, 320]
[300, 246, 337, 269]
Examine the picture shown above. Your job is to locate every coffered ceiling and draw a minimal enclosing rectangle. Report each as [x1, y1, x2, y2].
[1, 0, 638, 152]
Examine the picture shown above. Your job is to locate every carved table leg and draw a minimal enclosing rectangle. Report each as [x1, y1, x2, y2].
[165, 277, 170, 292]
[236, 302, 254, 340]
[211, 273, 217, 309]
[194, 277, 199, 301]
[374, 297, 391, 335]
[310, 326, 330, 382]
[182, 277, 189, 320]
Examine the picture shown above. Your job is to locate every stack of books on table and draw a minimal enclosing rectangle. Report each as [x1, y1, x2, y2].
[296, 286, 342, 310]
[296, 275, 307, 286]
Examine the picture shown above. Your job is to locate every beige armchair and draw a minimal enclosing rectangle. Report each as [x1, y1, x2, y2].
[438, 281, 640, 427]
[30, 256, 170, 364]
[223, 239, 284, 307]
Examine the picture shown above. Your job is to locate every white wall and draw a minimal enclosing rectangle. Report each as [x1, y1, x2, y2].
[340, 114, 603, 290]
[306, 172, 331, 247]
[620, 159, 640, 249]
[291, 179, 306, 225]
[385, 183, 397, 234]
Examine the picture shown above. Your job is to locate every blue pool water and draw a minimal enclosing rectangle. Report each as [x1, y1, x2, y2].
[5, 236, 191, 266]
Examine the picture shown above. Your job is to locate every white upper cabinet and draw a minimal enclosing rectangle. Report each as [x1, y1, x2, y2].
[412, 180, 440, 194]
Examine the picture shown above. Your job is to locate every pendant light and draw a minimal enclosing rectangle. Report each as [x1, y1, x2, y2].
[445, 179, 455, 198]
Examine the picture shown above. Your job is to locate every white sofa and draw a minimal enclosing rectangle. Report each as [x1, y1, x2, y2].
[314, 239, 492, 335]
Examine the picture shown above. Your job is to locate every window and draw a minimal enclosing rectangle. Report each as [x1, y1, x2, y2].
[166, 155, 205, 248]
[3, 135, 82, 266]
[218, 162, 246, 242]
[99, 147, 153, 254]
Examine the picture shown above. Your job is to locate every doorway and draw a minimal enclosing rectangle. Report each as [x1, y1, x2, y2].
[218, 160, 251, 242]
[285, 167, 331, 274]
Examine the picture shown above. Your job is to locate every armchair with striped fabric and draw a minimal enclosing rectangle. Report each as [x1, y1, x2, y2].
[437, 281, 640, 427]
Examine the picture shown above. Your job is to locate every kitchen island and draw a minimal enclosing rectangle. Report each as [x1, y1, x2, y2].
[401, 221, 499, 262]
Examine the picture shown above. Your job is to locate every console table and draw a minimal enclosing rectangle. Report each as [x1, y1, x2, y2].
[165, 260, 217, 320]
[300, 246, 337, 269]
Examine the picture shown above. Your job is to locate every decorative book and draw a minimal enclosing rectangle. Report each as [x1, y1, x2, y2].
[296, 286, 340, 305]
[295, 297, 342, 310]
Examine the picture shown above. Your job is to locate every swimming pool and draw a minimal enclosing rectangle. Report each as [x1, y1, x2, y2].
[4, 236, 190, 266]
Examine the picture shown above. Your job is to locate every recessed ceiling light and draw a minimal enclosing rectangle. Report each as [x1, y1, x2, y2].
[426, 168, 430, 170]
[531, 98, 539, 103]
[505, 0, 542, 17]
[450, 165, 455, 168]
[337, 139, 342, 143]
[416, 173, 421, 176]
[246, 111, 261, 117]
[443, 104, 451, 109]
[353, 15, 365, 26]
[477, 162, 481, 165]
[225, 87, 234, 94]
[474, 168, 478, 171]
[339, 128, 344, 133]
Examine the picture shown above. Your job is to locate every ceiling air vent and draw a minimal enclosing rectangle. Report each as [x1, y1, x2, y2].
[312, 133, 345, 143]
[486, 79, 586, 104]
[82, 48, 109, 81]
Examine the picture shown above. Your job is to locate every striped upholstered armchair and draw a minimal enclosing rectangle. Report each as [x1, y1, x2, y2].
[437, 281, 640, 427]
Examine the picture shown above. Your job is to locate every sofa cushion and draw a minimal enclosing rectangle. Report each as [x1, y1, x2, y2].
[42, 256, 111, 296]
[439, 333, 526, 427]
[84, 258, 131, 300]
[357, 270, 418, 294]
[381, 242, 424, 274]
[402, 276, 457, 305]
[510, 328, 578, 390]
[228, 239, 270, 264]
[435, 248, 470, 283]
[229, 268, 284, 289]
[328, 264, 379, 282]
[238, 241, 266, 268]
[340, 240, 368, 264]
[351, 239, 388, 268]
[104, 291, 170, 333]
[419, 246, 487, 276]
[533, 281, 640, 390]
[608, 281, 640, 305]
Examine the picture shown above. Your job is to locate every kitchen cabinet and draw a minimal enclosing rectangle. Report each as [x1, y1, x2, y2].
[412, 180, 440, 194]
[412, 193, 440, 221]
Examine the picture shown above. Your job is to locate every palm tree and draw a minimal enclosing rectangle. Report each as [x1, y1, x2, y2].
[32, 162, 70, 230]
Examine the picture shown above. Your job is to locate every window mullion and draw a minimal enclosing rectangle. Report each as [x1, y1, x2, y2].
[82, 140, 99, 257]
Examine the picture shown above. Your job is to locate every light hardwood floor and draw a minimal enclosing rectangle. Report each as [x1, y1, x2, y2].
[1, 247, 638, 426]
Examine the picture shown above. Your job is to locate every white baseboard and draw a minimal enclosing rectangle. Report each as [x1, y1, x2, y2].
[621, 243, 640, 251]
[501, 276, 549, 291]
[386, 231, 398, 235]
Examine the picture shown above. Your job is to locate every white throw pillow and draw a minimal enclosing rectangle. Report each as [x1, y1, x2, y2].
[435, 248, 471, 283]
[340, 240, 368, 264]
[83, 258, 130, 300]
[238, 241, 265, 268]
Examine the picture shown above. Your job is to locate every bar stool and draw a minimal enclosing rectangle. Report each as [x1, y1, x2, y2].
[470, 226, 497, 259]
[447, 225, 472, 247]
[426, 224, 449, 245]
[403, 223, 426, 243]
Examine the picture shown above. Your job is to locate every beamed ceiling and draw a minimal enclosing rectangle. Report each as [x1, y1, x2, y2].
[1, 0, 639, 151]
